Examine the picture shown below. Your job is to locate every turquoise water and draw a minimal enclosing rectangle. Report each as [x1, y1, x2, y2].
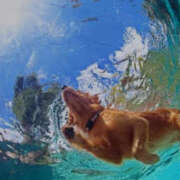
[2, 144, 180, 179]
[1, 0, 180, 179]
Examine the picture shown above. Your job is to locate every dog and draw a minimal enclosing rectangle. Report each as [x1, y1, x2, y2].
[62, 86, 180, 165]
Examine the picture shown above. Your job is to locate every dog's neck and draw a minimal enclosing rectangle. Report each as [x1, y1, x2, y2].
[85, 109, 103, 131]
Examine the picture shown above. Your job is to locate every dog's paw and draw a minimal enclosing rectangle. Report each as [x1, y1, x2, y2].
[135, 151, 160, 165]
[141, 153, 160, 164]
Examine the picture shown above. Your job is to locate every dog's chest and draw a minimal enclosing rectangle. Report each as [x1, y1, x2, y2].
[101, 111, 131, 128]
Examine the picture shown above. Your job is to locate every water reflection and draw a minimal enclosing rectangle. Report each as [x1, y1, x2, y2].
[0, 73, 68, 167]
[107, 0, 180, 111]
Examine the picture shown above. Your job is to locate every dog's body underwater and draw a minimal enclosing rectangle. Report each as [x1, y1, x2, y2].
[62, 87, 180, 165]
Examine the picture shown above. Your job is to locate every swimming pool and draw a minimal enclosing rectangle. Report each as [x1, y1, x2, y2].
[1, 0, 180, 179]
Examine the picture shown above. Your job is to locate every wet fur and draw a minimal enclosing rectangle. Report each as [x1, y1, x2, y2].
[62, 87, 180, 165]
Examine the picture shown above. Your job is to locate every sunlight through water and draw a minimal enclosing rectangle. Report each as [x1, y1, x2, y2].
[0, 0, 33, 28]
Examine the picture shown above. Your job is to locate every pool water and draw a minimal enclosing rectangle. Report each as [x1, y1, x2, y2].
[1, 0, 180, 179]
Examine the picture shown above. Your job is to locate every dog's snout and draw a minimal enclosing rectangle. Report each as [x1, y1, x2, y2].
[62, 85, 68, 90]
[63, 127, 75, 139]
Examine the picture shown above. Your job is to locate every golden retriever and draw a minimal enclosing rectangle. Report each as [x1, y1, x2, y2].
[62, 86, 180, 165]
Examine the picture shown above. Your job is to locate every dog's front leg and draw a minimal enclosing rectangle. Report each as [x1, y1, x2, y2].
[132, 117, 159, 164]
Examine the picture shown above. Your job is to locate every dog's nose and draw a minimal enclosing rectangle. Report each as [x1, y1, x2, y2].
[63, 127, 74, 139]
[62, 85, 67, 90]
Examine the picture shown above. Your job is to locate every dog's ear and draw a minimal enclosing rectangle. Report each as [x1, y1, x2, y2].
[90, 94, 101, 104]
[107, 103, 112, 108]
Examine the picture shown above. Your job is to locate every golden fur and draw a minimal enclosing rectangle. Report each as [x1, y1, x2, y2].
[62, 87, 180, 165]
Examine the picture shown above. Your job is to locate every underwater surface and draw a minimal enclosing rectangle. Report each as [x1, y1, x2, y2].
[1, 0, 180, 179]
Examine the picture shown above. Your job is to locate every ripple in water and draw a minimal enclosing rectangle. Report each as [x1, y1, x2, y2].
[0, 73, 70, 166]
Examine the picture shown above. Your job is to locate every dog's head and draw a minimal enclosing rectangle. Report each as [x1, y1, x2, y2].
[62, 87, 104, 140]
